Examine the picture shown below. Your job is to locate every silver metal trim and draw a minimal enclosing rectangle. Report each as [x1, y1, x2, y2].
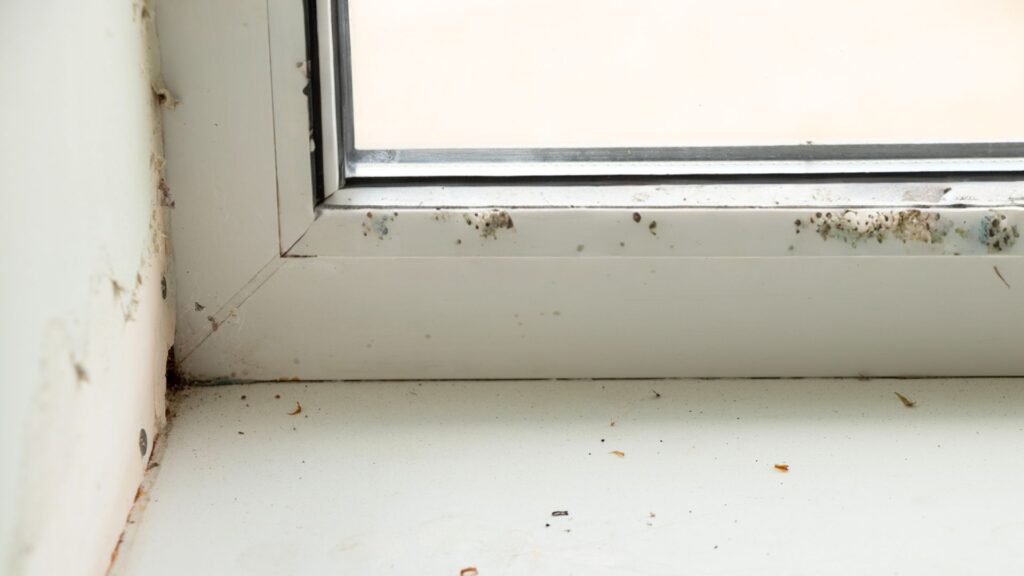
[316, 0, 341, 192]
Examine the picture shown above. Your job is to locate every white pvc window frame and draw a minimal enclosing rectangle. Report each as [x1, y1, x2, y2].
[160, 0, 1024, 383]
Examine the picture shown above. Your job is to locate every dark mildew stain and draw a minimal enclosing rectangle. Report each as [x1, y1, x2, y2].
[795, 209, 948, 246]
[464, 210, 515, 239]
[361, 213, 393, 240]
[979, 212, 1019, 252]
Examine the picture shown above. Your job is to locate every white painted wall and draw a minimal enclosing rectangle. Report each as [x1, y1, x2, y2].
[0, 2, 174, 575]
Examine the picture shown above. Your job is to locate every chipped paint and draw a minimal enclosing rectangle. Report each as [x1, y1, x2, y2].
[797, 209, 949, 246]
[464, 210, 515, 239]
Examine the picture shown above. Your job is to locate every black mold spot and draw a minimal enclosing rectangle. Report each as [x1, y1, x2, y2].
[980, 213, 1019, 252]
[797, 209, 948, 246]
[465, 210, 515, 239]
[160, 276, 167, 300]
[361, 214, 393, 239]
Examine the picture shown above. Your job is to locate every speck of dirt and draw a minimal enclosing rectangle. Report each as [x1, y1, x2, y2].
[576, 244, 584, 252]
[275, 394, 281, 399]
[240, 395, 246, 400]
[73, 361, 89, 384]
[194, 302, 205, 312]
[648, 221, 657, 235]
[551, 510, 569, 517]
[160, 276, 167, 300]
[632, 212, 642, 223]
[138, 428, 148, 458]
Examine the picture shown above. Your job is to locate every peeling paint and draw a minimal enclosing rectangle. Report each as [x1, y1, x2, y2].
[979, 213, 1019, 252]
[464, 210, 515, 239]
[797, 209, 949, 246]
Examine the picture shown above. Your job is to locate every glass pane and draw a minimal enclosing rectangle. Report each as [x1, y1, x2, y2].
[340, 0, 1024, 176]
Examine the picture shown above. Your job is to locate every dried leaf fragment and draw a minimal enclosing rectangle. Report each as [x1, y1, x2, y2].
[460, 568, 478, 576]
[774, 464, 789, 472]
[895, 392, 916, 408]
[288, 401, 302, 416]
[609, 450, 625, 458]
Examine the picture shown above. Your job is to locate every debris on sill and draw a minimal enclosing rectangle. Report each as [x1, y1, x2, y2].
[895, 392, 916, 408]
[73, 360, 89, 384]
[994, 266, 1011, 289]
[288, 401, 303, 416]
[460, 567, 478, 576]
[551, 510, 569, 517]
[774, 464, 789, 472]
[609, 450, 625, 458]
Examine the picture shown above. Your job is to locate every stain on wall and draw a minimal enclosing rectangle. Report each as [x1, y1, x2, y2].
[0, 1, 175, 575]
